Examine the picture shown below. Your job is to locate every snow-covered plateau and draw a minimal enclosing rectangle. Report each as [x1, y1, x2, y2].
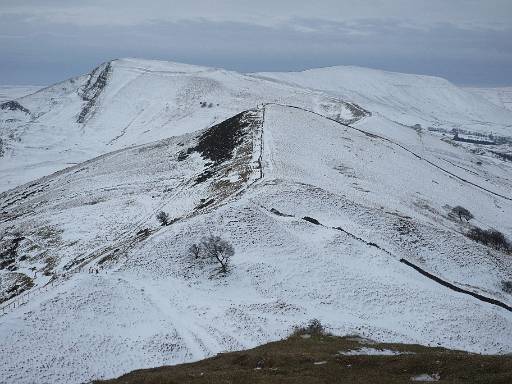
[0, 59, 511, 383]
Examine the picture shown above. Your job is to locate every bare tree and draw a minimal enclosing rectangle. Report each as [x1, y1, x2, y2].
[200, 235, 234, 273]
[156, 211, 170, 226]
[451, 206, 474, 222]
[188, 243, 201, 259]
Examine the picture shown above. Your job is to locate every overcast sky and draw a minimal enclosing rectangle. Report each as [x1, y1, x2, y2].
[1, 0, 511, 86]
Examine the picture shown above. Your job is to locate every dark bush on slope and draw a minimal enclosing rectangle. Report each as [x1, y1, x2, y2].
[292, 319, 329, 337]
[450, 206, 474, 222]
[193, 111, 250, 165]
[502, 281, 512, 294]
[467, 227, 510, 251]
[156, 211, 170, 226]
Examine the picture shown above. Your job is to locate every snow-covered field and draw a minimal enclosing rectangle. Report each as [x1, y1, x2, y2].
[1, 60, 511, 383]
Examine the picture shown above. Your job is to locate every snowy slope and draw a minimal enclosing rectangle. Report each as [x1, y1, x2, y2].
[0, 59, 366, 192]
[253, 66, 512, 136]
[1, 105, 511, 383]
[466, 87, 512, 112]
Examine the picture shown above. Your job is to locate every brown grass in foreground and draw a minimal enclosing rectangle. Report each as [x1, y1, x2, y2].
[94, 334, 512, 384]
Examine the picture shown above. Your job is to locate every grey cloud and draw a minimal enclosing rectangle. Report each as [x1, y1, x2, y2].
[0, 12, 511, 86]
[3, 0, 512, 27]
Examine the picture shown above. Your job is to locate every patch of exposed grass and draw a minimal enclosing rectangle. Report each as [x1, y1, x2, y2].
[93, 334, 512, 384]
[0, 272, 34, 303]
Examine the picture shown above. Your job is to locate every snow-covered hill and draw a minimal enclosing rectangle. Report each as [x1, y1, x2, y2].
[466, 86, 512, 112]
[254, 66, 512, 136]
[1, 104, 511, 383]
[0, 59, 367, 192]
[3, 60, 511, 194]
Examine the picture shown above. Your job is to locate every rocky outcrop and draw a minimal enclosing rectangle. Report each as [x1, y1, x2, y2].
[0, 100, 30, 114]
[77, 62, 112, 123]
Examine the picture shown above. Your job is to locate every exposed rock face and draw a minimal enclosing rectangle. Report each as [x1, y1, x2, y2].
[0, 100, 30, 114]
[77, 61, 112, 123]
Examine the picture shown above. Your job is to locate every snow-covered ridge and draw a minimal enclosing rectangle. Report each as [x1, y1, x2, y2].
[1, 104, 511, 383]
[1, 59, 510, 193]
[0, 58, 368, 192]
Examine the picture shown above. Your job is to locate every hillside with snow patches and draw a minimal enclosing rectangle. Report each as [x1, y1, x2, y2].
[0, 60, 512, 383]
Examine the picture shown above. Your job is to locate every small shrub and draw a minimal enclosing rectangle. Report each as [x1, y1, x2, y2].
[502, 280, 512, 294]
[451, 206, 474, 222]
[292, 319, 328, 337]
[156, 211, 170, 226]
